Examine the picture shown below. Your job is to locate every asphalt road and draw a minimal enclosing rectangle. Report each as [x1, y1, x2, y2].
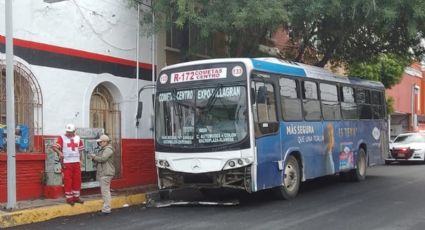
[12, 163, 425, 230]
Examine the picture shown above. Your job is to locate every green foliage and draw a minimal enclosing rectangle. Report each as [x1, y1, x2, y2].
[348, 54, 408, 88]
[286, 0, 425, 66]
[131, 0, 289, 57]
[386, 96, 395, 115]
[130, 0, 425, 88]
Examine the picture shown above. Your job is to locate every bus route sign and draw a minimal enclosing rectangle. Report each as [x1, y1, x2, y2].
[170, 67, 227, 84]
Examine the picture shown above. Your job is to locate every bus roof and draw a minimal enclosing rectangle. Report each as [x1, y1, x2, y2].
[251, 58, 385, 89]
[160, 57, 385, 90]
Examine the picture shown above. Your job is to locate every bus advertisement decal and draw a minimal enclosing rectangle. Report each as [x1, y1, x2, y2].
[339, 142, 354, 170]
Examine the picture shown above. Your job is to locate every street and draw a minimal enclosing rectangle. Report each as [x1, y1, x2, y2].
[11, 163, 425, 230]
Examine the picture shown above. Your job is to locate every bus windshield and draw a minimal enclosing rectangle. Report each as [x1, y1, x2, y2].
[155, 85, 248, 149]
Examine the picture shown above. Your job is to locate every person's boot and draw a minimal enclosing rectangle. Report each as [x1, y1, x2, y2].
[66, 198, 74, 206]
[74, 197, 84, 204]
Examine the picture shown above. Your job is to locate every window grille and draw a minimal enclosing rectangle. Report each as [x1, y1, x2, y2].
[0, 62, 43, 153]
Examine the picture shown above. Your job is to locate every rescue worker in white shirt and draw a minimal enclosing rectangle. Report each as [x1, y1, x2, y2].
[90, 134, 115, 215]
[52, 124, 84, 205]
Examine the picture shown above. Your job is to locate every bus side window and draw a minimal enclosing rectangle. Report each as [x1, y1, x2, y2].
[356, 88, 372, 119]
[279, 77, 302, 121]
[252, 82, 278, 136]
[371, 91, 385, 119]
[302, 80, 321, 120]
[320, 83, 341, 120]
[341, 86, 358, 119]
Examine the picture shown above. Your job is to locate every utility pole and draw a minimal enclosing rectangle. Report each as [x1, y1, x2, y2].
[411, 84, 419, 131]
[135, 2, 140, 138]
[5, 0, 17, 209]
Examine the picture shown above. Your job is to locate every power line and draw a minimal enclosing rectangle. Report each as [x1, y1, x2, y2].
[72, 0, 136, 51]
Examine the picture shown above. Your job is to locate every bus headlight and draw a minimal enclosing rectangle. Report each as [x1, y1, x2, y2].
[157, 160, 170, 168]
[223, 158, 252, 170]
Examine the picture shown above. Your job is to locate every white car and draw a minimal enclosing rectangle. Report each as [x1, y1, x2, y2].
[386, 132, 425, 164]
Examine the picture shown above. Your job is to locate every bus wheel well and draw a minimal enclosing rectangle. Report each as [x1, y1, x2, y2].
[289, 151, 303, 181]
[274, 154, 301, 200]
[350, 147, 367, 181]
[359, 143, 368, 164]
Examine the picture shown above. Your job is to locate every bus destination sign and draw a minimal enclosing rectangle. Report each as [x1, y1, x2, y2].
[170, 67, 227, 84]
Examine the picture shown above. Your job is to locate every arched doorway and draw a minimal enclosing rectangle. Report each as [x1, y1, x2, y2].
[90, 84, 121, 177]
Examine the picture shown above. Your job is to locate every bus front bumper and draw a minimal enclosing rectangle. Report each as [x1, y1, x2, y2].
[157, 166, 252, 192]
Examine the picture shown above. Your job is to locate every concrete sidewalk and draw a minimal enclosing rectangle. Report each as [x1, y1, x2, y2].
[0, 186, 156, 228]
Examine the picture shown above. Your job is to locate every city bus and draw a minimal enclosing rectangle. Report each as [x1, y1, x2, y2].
[154, 58, 388, 199]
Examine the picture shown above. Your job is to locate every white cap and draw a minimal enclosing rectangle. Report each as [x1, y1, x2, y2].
[96, 134, 110, 142]
[65, 124, 76, 132]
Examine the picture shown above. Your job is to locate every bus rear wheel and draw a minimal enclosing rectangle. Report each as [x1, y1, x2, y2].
[350, 148, 367, 182]
[274, 155, 300, 200]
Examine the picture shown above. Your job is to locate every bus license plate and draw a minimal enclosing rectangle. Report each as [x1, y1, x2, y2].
[398, 153, 404, 157]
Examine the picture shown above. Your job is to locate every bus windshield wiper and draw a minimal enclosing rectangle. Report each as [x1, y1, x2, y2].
[171, 89, 182, 116]
[202, 84, 222, 111]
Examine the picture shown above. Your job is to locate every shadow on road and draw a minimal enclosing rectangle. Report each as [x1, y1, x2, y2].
[385, 161, 425, 166]
[154, 174, 369, 208]
[152, 164, 415, 209]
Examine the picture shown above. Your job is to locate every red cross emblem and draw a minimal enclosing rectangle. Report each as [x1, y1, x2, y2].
[67, 139, 78, 151]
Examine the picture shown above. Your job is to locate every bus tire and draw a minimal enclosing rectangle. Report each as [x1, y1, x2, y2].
[274, 155, 300, 200]
[350, 148, 367, 182]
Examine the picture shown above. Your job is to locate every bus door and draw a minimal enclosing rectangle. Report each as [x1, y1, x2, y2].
[251, 79, 281, 190]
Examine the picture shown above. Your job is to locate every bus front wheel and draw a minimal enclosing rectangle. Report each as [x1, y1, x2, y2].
[350, 148, 367, 182]
[274, 155, 300, 200]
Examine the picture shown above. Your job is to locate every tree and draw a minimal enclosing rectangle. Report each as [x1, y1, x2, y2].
[285, 0, 425, 67]
[347, 53, 407, 113]
[348, 54, 407, 89]
[131, 0, 425, 87]
[135, 0, 425, 63]
[133, 0, 289, 58]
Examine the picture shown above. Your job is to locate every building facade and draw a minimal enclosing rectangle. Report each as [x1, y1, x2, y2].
[386, 63, 425, 139]
[0, 0, 164, 202]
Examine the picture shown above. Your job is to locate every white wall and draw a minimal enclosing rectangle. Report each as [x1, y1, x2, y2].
[1, 0, 152, 63]
[0, 0, 157, 138]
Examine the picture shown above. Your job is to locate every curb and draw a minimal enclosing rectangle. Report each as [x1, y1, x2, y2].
[0, 193, 146, 228]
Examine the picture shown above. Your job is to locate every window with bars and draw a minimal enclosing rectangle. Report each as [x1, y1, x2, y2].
[0, 62, 43, 153]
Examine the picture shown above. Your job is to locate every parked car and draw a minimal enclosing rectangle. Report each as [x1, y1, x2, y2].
[386, 132, 425, 164]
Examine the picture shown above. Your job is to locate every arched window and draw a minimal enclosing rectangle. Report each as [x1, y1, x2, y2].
[0, 62, 43, 153]
[90, 84, 121, 177]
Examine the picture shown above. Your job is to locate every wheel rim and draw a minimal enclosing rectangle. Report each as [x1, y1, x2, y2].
[284, 160, 298, 192]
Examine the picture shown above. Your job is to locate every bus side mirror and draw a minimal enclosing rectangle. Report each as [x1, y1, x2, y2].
[136, 102, 143, 127]
[136, 102, 143, 119]
[251, 88, 256, 104]
[257, 86, 266, 104]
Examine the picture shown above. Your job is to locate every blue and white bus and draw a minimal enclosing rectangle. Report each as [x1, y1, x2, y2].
[154, 58, 388, 199]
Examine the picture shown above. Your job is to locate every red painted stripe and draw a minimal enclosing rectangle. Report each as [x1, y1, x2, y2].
[0, 35, 153, 70]
[0, 153, 46, 161]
